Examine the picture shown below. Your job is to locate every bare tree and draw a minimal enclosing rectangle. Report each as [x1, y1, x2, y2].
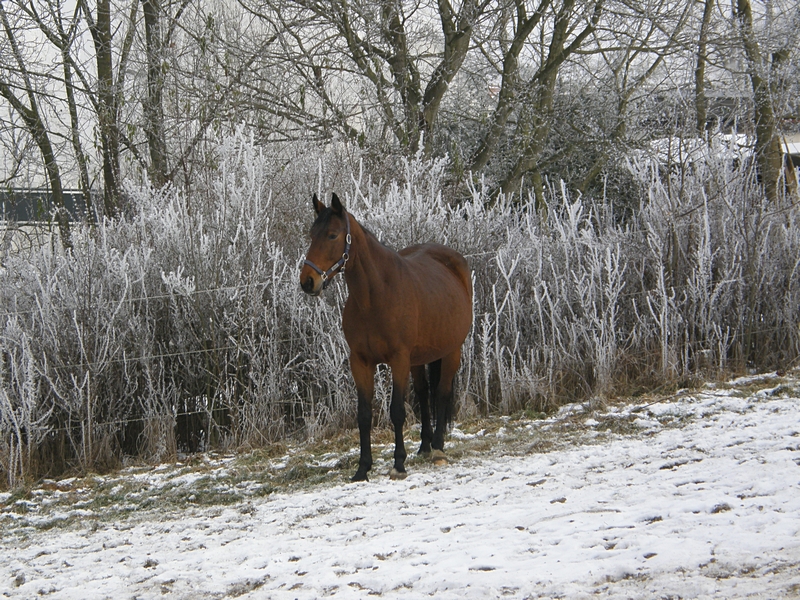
[466, 0, 554, 177]
[694, 0, 715, 137]
[575, 0, 694, 194]
[79, 0, 140, 216]
[0, 3, 72, 248]
[12, 0, 97, 221]
[240, 0, 612, 204]
[3, 0, 795, 217]
[735, 0, 797, 202]
[143, 0, 169, 187]
[272, 0, 485, 154]
[152, 1, 282, 190]
[141, 0, 194, 187]
[486, 0, 604, 204]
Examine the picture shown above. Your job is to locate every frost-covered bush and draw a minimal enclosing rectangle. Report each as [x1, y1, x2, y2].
[0, 131, 355, 487]
[1, 130, 798, 488]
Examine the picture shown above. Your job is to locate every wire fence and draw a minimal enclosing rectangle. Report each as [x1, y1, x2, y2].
[0, 281, 795, 372]
[1, 134, 799, 488]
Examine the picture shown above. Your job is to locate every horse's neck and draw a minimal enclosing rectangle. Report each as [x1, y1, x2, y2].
[344, 218, 397, 311]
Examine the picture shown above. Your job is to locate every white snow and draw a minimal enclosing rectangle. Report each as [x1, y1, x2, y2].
[2, 375, 800, 599]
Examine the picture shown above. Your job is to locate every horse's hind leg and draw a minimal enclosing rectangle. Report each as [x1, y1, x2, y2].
[432, 350, 460, 458]
[412, 364, 433, 457]
[388, 356, 411, 479]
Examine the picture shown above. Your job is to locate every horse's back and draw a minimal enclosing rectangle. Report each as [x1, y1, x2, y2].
[399, 243, 472, 301]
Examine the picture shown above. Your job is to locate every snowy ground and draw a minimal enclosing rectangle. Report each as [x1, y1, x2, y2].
[2, 373, 800, 599]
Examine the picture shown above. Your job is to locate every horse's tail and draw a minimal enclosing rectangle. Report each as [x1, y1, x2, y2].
[428, 359, 442, 394]
[429, 359, 455, 429]
[444, 385, 455, 429]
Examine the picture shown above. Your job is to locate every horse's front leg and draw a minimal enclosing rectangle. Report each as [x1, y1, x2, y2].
[350, 356, 375, 482]
[389, 356, 411, 480]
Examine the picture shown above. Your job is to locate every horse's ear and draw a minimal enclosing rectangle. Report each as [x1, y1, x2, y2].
[312, 193, 324, 215]
[331, 193, 344, 215]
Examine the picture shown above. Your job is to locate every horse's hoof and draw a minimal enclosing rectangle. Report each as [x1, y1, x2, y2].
[389, 468, 408, 481]
[351, 471, 369, 482]
[431, 450, 448, 466]
[418, 450, 431, 459]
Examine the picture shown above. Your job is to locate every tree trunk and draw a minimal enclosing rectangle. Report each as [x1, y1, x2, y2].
[695, 0, 714, 137]
[88, 0, 122, 216]
[737, 0, 783, 203]
[0, 83, 73, 249]
[420, 0, 478, 155]
[143, 0, 169, 187]
[62, 47, 96, 225]
[499, 70, 557, 199]
[381, 0, 422, 150]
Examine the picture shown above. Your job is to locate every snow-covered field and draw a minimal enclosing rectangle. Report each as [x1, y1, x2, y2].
[2, 373, 799, 599]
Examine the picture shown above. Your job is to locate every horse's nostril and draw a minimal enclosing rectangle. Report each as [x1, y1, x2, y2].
[301, 276, 315, 293]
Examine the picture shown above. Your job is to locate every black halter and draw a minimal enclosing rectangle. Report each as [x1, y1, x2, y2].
[303, 212, 351, 290]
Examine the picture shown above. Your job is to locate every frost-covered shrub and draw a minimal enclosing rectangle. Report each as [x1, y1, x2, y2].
[1, 130, 798, 488]
[0, 131, 354, 486]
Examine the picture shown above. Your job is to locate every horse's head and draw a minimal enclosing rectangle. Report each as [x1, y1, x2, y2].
[300, 192, 351, 296]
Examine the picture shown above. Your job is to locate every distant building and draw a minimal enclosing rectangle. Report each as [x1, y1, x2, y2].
[782, 134, 800, 168]
[0, 189, 86, 224]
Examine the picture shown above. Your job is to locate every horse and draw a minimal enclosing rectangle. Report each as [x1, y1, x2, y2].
[300, 192, 473, 482]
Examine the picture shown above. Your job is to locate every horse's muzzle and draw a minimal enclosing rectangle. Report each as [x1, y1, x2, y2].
[300, 272, 322, 296]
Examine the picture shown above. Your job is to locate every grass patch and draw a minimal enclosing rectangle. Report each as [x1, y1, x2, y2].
[3, 374, 795, 534]
[595, 415, 641, 435]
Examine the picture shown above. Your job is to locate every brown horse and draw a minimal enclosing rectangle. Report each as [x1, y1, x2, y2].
[300, 193, 473, 481]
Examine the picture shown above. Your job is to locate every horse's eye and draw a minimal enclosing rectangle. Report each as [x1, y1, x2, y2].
[328, 233, 338, 240]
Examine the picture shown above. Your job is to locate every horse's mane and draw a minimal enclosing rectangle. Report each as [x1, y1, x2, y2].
[357, 221, 391, 250]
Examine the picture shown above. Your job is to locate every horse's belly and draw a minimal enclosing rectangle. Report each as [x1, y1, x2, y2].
[409, 308, 471, 365]
[409, 345, 458, 366]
